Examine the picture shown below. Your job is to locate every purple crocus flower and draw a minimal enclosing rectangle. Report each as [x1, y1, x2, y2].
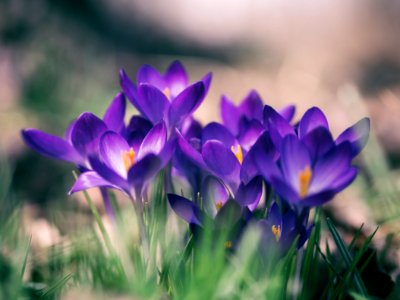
[263, 105, 370, 159]
[259, 202, 312, 253]
[70, 121, 175, 201]
[221, 90, 295, 151]
[22, 92, 126, 169]
[176, 122, 265, 210]
[256, 135, 358, 207]
[120, 61, 212, 131]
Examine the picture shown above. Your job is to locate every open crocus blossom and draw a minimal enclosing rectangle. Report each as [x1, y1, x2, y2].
[120, 61, 212, 130]
[176, 121, 265, 211]
[263, 105, 370, 159]
[22, 93, 126, 169]
[221, 90, 295, 151]
[70, 121, 175, 200]
[257, 135, 358, 207]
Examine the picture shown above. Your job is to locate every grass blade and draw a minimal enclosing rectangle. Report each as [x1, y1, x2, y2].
[326, 218, 368, 296]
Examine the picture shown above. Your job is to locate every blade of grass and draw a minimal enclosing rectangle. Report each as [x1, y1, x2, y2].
[299, 207, 321, 300]
[72, 171, 115, 258]
[40, 273, 73, 297]
[20, 235, 32, 280]
[326, 218, 368, 296]
[349, 223, 364, 251]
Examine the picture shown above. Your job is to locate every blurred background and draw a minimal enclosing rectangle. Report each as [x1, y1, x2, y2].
[2, 0, 400, 271]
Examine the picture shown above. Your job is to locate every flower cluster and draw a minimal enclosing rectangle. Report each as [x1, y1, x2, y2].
[22, 61, 370, 252]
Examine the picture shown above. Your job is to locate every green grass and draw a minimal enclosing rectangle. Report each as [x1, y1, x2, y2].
[2, 129, 400, 299]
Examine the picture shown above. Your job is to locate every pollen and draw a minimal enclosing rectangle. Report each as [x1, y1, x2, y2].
[215, 201, 223, 211]
[122, 148, 136, 171]
[224, 240, 233, 249]
[299, 165, 312, 198]
[163, 87, 171, 100]
[231, 145, 243, 164]
[271, 225, 281, 241]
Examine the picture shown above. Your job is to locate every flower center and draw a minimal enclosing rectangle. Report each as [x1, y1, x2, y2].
[224, 240, 233, 249]
[215, 201, 223, 211]
[230, 145, 243, 165]
[122, 148, 136, 171]
[163, 87, 171, 100]
[299, 165, 312, 198]
[271, 225, 281, 241]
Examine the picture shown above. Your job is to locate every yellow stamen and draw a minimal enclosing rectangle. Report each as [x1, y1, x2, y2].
[271, 225, 281, 241]
[215, 201, 223, 211]
[299, 165, 312, 198]
[122, 148, 136, 171]
[163, 87, 171, 99]
[230, 145, 243, 165]
[224, 241, 233, 249]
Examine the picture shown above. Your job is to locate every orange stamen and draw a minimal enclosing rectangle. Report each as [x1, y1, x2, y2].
[122, 148, 136, 171]
[215, 201, 223, 211]
[224, 241, 233, 249]
[299, 165, 312, 198]
[271, 225, 281, 241]
[231, 145, 243, 165]
[163, 87, 171, 100]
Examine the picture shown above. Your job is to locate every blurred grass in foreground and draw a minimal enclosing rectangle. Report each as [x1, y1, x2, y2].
[1, 151, 399, 299]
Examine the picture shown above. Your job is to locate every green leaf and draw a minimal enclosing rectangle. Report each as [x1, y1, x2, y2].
[326, 218, 369, 296]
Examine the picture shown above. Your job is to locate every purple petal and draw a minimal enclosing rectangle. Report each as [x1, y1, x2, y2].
[89, 156, 129, 191]
[281, 210, 296, 235]
[309, 142, 353, 194]
[181, 117, 203, 140]
[302, 127, 334, 160]
[237, 119, 265, 151]
[239, 90, 263, 121]
[168, 82, 205, 127]
[125, 116, 153, 150]
[298, 107, 329, 139]
[279, 104, 296, 122]
[136, 64, 166, 89]
[243, 132, 278, 184]
[69, 171, 121, 194]
[263, 105, 295, 148]
[168, 193, 204, 226]
[99, 131, 130, 178]
[235, 177, 263, 210]
[103, 92, 126, 133]
[177, 131, 207, 170]
[331, 166, 358, 191]
[201, 176, 229, 217]
[202, 122, 237, 147]
[137, 84, 169, 124]
[165, 60, 189, 98]
[202, 140, 240, 191]
[158, 137, 177, 167]
[268, 202, 282, 227]
[336, 118, 370, 157]
[22, 129, 82, 164]
[128, 154, 161, 191]
[301, 190, 336, 207]
[220, 95, 241, 135]
[71, 112, 107, 156]
[280, 135, 311, 192]
[119, 69, 144, 115]
[270, 176, 299, 203]
[202, 72, 212, 94]
[65, 119, 77, 144]
[137, 121, 167, 160]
